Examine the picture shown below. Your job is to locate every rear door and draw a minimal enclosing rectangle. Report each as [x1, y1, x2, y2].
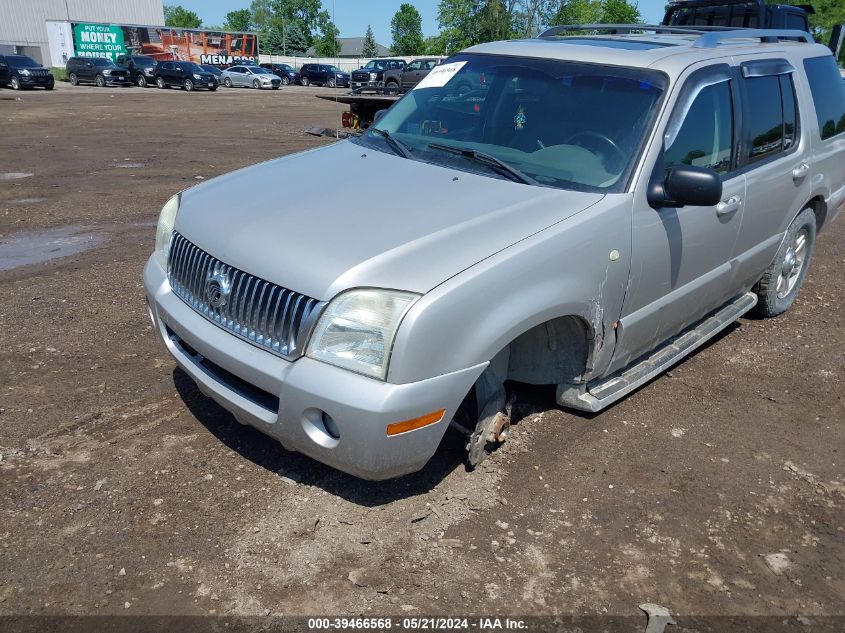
[730, 59, 812, 290]
[402, 60, 423, 89]
[81, 60, 95, 80]
[616, 63, 747, 368]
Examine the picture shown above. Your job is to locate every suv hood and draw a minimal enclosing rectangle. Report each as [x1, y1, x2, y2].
[175, 141, 603, 300]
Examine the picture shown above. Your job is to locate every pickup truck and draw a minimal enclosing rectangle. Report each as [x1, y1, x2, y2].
[383, 58, 441, 94]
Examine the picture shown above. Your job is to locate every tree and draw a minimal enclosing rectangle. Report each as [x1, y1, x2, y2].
[314, 20, 340, 57]
[437, 0, 479, 52]
[545, 0, 639, 27]
[284, 22, 309, 55]
[600, 0, 640, 24]
[391, 3, 425, 55]
[424, 33, 449, 55]
[362, 25, 379, 58]
[163, 5, 202, 28]
[805, 0, 845, 64]
[224, 9, 252, 32]
[272, 0, 330, 48]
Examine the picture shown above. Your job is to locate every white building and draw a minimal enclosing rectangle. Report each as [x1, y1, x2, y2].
[0, 0, 164, 64]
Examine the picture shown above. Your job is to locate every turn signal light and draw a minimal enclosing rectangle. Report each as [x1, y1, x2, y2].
[386, 409, 446, 436]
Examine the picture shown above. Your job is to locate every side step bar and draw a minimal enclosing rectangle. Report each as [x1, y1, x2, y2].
[559, 292, 758, 413]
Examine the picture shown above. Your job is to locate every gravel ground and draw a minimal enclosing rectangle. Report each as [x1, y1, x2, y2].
[0, 82, 843, 631]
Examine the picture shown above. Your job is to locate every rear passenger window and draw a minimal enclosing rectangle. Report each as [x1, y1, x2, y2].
[803, 55, 845, 141]
[665, 81, 734, 174]
[744, 73, 798, 163]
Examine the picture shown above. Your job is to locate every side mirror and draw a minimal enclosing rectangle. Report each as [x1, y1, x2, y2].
[648, 164, 722, 209]
[373, 109, 388, 124]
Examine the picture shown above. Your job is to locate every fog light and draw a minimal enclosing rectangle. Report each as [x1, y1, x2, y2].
[321, 411, 340, 439]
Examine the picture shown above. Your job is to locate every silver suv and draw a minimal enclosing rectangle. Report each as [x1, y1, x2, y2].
[144, 27, 845, 479]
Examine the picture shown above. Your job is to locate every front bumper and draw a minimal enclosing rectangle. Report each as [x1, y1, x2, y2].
[104, 76, 130, 85]
[19, 74, 54, 87]
[143, 256, 485, 480]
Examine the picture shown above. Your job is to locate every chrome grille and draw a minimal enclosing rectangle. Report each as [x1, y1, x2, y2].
[167, 233, 321, 359]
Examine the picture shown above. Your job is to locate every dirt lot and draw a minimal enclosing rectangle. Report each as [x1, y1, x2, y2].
[0, 82, 843, 630]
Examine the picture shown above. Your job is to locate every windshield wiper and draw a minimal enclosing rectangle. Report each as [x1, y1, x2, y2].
[369, 128, 413, 159]
[427, 143, 540, 186]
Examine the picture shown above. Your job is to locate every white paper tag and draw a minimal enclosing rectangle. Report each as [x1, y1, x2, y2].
[412, 61, 467, 90]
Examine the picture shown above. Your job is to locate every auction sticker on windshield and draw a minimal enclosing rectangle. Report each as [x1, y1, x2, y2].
[414, 61, 467, 90]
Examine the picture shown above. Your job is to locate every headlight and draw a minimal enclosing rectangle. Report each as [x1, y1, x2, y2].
[20, 69, 31, 76]
[307, 289, 419, 380]
[154, 194, 180, 270]
[102, 69, 112, 75]
[370, 72, 378, 81]
[192, 73, 202, 80]
[144, 67, 154, 73]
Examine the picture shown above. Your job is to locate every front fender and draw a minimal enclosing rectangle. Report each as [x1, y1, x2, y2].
[388, 195, 634, 385]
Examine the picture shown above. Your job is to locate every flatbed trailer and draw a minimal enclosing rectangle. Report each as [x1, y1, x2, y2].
[315, 89, 400, 130]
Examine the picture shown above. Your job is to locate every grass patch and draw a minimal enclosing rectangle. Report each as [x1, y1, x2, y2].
[51, 67, 68, 82]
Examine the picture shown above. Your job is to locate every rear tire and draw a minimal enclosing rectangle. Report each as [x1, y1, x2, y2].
[95, 74, 105, 88]
[69, 73, 79, 86]
[752, 208, 816, 317]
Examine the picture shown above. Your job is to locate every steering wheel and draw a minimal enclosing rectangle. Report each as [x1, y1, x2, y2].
[564, 131, 626, 170]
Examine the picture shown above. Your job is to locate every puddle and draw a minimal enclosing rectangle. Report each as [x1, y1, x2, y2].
[0, 173, 34, 181]
[11, 197, 47, 205]
[0, 225, 104, 271]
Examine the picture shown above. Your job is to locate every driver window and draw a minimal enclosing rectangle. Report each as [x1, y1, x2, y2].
[407, 61, 421, 71]
[664, 80, 734, 174]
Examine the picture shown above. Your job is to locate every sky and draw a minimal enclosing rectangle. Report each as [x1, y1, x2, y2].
[176, 0, 669, 45]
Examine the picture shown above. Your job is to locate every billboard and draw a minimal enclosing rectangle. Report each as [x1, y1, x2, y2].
[46, 20, 259, 68]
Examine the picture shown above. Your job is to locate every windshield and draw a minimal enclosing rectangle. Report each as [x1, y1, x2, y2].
[328, 66, 342, 73]
[365, 60, 385, 70]
[92, 58, 117, 67]
[8, 56, 40, 68]
[181, 62, 205, 73]
[356, 53, 667, 192]
[134, 56, 156, 65]
[251, 67, 272, 74]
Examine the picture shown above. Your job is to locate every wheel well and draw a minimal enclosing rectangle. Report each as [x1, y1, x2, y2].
[453, 315, 594, 431]
[504, 315, 593, 386]
[806, 195, 828, 231]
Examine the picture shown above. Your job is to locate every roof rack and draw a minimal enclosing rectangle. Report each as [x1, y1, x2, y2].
[538, 24, 815, 47]
[539, 24, 710, 38]
[691, 29, 814, 47]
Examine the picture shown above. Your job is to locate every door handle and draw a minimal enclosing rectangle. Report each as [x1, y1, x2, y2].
[792, 162, 810, 181]
[716, 195, 742, 216]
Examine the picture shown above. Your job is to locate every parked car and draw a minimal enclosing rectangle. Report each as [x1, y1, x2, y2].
[0, 54, 54, 90]
[66, 57, 131, 87]
[116, 54, 158, 88]
[154, 61, 217, 91]
[145, 27, 845, 480]
[220, 65, 280, 89]
[298, 64, 350, 88]
[260, 63, 299, 86]
[383, 58, 440, 93]
[351, 59, 406, 89]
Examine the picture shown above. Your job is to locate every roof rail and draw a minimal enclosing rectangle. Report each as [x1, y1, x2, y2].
[539, 24, 711, 38]
[538, 24, 816, 47]
[691, 29, 815, 47]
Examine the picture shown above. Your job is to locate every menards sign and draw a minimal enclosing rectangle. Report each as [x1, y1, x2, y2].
[47, 20, 259, 66]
